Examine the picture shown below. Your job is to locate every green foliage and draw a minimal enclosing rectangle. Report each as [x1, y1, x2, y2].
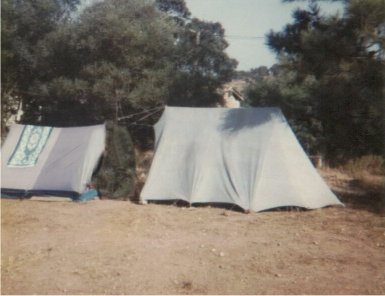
[3, 0, 236, 149]
[1, 0, 80, 92]
[93, 123, 136, 199]
[21, 0, 177, 126]
[1, 0, 80, 133]
[159, 0, 238, 107]
[247, 0, 385, 163]
[155, 0, 191, 20]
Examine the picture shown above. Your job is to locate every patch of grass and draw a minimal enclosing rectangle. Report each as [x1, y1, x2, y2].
[337, 155, 385, 214]
[341, 155, 385, 197]
[342, 155, 385, 177]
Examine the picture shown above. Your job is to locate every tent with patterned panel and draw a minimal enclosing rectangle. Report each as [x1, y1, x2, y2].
[1, 124, 105, 201]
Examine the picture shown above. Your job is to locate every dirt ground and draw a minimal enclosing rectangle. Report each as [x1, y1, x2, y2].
[1, 169, 385, 295]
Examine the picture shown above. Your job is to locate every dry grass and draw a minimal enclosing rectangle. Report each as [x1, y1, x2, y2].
[321, 160, 385, 215]
[341, 155, 385, 177]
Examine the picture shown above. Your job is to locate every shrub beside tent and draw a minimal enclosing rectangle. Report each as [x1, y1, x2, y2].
[92, 123, 136, 199]
[140, 106, 343, 212]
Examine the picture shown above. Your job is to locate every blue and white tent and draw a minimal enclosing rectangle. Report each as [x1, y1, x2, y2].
[1, 124, 105, 200]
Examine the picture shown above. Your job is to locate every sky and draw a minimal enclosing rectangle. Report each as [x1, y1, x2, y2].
[184, 0, 343, 71]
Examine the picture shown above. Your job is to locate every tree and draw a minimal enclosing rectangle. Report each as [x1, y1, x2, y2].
[23, 0, 177, 125]
[247, 0, 385, 163]
[155, 0, 191, 20]
[1, 0, 80, 134]
[3, 0, 237, 148]
[156, 0, 238, 107]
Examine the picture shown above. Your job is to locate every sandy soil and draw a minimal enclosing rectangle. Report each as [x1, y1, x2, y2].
[1, 170, 385, 295]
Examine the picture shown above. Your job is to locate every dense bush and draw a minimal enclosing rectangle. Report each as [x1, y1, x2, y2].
[93, 123, 136, 199]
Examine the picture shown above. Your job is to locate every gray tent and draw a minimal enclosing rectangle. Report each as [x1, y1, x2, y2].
[1, 124, 105, 200]
[141, 107, 342, 211]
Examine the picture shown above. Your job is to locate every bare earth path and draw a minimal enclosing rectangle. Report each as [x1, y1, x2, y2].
[1, 171, 385, 294]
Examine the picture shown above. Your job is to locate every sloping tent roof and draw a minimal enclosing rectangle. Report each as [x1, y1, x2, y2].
[1, 124, 105, 199]
[141, 106, 342, 212]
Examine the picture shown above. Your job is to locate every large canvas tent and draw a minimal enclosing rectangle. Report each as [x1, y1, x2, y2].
[141, 107, 342, 212]
[1, 124, 105, 200]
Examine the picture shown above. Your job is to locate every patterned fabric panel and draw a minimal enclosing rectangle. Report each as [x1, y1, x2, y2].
[8, 125, 53, 167]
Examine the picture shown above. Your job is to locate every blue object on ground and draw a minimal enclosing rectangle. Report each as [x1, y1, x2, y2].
[78, 189, 99, 201]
